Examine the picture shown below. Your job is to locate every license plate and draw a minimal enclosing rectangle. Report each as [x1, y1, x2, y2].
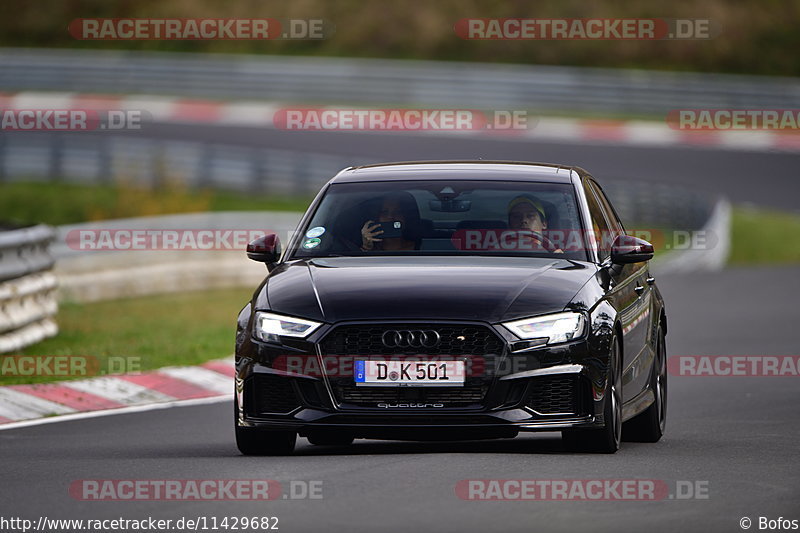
[354, 359, 465, 387]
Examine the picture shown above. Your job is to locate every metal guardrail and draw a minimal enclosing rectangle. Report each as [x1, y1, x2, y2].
[53, 212, 303, 303]
[0, 224, 58, 353]
[1, 48, 799, 114]
[1, 132, 369, 196]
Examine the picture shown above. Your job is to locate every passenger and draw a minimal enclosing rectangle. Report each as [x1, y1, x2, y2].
[360, 192, 421, 251]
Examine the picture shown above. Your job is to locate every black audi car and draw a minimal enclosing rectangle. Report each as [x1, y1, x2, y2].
[235, 161, 667, 454]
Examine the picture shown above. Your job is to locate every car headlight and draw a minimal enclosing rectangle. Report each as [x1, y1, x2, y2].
[502, 311, 586, 345]
[253, 311, 321, 343]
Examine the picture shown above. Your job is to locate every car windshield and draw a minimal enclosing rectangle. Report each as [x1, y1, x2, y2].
[290, 180, 588, 260]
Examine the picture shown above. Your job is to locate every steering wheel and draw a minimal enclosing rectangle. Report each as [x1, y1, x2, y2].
[528, 231, 558, 252]
[336, 235, 364, 253]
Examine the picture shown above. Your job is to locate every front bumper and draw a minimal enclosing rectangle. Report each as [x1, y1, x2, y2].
[235, 320, 611, 438]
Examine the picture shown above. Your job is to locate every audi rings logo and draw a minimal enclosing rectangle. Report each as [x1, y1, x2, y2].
[381, 330, 441, 348]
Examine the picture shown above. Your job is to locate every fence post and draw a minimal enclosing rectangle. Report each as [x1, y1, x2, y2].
[251, 149, 267, 194]
[48, 135, 63, 181]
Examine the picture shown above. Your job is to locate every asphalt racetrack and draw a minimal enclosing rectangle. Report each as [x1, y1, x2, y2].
[1, 130, 798, 533]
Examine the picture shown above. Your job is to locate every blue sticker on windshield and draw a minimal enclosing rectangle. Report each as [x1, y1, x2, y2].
[306, 226, 326, 238]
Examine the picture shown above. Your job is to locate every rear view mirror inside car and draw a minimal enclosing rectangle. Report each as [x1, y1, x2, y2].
[429, 199, 472, 212]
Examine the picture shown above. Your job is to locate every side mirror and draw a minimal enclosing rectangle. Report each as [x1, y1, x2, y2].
[247, 233, 281, 268]
[611, 234, 654, 264]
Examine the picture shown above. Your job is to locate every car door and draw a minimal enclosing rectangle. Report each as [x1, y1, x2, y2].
[585, 180, 652, 402]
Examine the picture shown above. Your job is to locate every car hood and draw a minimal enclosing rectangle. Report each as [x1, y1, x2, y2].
[260, 256, 595, 324]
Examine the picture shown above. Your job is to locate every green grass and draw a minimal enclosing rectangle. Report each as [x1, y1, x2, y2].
[0, 288, 254, 386]
[0, 181, 311, 227]
[729, 206, 800, 265]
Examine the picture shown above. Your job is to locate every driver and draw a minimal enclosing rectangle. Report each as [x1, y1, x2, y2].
[507, 195, 563, 253]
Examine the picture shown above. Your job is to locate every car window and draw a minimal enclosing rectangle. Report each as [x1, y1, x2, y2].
[583, 181, 614, 261]
[290, 180, 590, 261]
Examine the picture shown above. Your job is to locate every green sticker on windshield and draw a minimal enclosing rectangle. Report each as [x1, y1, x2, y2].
[302, 238, 321, 249]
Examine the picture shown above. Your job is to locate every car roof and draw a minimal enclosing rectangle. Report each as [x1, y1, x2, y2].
[330, 161, 583, 184]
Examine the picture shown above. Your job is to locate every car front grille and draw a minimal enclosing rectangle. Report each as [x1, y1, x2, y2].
[320, 323, 503, 408]
[249, 374, 302, 415]
[337, 385, 488, 406]
[319, 323, 504, 356]
[525, 375, 582, 415]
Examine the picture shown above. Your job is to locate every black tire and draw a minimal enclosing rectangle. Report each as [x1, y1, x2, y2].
[234, 400, 296, 455]
[623, 328, 667, 442]
[563, 335, 622, 454]
[307, 432, 355, 446]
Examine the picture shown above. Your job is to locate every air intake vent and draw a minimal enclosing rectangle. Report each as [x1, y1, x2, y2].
[526, 375, 582, 415]
[249, 374, 301, 415]
[337, 385, 487, 406]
